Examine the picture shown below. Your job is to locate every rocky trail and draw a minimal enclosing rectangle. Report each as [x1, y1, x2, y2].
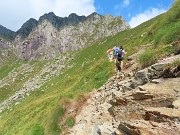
[67, 54, 180, 135]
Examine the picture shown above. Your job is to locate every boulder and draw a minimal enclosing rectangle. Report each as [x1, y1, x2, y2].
[118, 122, 141, 135]
[134, 69, 149, 85]
[173, 99, 180, 109]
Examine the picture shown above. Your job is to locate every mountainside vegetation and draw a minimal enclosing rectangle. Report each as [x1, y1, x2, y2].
[0, 0, 179, 135]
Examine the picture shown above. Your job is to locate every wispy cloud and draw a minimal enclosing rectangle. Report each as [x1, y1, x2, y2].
[114, 0, 131, 15]
[0, 0, 95, 31]
[129, 8, 167, 28]
[123, 0, 130, 7]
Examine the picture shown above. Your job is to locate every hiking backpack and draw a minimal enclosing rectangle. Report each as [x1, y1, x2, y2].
[117, 49, 123, 61]
[118, 49, 123, 58]
[114, 47, 119, 56]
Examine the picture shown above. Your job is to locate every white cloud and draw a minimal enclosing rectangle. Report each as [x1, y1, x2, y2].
[0, 0, 95, 31]
[123, 0, 130, 7]
[129, 8, 167, 28]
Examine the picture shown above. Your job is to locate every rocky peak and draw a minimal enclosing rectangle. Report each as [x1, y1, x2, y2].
[67, 13, 86, 25]
[87, 12, 102, 20]
[0, 25, 15, 40]
[39, 12, 57, 23]
[16, 18, 38, 38]
[38, 12, 86, 30]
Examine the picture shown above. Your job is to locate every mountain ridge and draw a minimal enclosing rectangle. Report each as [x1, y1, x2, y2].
[0, 12, 123, 40]
[0, 12, 130, 61]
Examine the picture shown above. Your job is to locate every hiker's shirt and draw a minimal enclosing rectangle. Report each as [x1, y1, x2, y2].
[121, 50, 125, 58]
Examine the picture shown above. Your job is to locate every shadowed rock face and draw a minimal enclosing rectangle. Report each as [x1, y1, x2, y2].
[16, 18, 38, 38]
[0, 25, 15, 39]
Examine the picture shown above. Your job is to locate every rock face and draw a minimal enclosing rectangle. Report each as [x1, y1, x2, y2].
[67, 54, 180, 135]
[0, 12, 130, 61]
[0, 38, 14, 66]
[14, 12, 130, 60]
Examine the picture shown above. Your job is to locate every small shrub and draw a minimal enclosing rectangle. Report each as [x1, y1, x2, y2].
[47, 105, 66, 135]
[65, 117, 75, 127]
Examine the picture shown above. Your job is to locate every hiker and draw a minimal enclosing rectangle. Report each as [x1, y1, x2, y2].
[106, 48, 113, 62]
[117, 45, 126, 71]
[111, 45, 122, 72]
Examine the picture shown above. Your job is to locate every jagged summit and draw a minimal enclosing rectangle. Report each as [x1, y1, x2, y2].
[16, 18, 38, 38]
[39, 12, 87, 26]
[1, 12, 127, 39]
[87, 12, 102, 18]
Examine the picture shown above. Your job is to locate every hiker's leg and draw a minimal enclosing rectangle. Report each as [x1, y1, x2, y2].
[121, 61, 123, 70]
[116, 63, 120, 71]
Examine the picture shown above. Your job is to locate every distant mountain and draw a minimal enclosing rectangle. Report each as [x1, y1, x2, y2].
[13, 12, 130, 60]
[0, 25, 15, 40]
[0, 12, 130, 61]
[16, 12, 101, 39]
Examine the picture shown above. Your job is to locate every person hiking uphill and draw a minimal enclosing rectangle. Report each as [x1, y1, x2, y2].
[106, 48, 114, 62]
[106, 45, 126, 72]
[111, 45, 121, 71]
[106, 46, 119, 62]
[117, 45, 126, 71]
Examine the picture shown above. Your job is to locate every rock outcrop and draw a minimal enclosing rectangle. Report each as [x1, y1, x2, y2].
[67, 54, 180, 135]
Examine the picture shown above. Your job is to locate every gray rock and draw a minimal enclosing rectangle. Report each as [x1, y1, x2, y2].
[134, 69, 149, 85]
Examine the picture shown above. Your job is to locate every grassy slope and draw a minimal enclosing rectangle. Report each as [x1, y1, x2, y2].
[0, 0, 179, 134]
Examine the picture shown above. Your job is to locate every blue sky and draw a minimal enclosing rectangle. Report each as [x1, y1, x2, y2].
[94, 0, 174, 27]
[0, 0, 174, 31]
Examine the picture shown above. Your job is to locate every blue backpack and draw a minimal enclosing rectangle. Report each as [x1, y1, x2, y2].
[114, 47, 119, 57]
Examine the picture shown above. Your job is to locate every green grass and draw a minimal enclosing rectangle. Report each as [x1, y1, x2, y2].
[138, 44, 175, 68]
[0, 60, 23, 80]
[0, 40, 114, 135]
[0, 60, 48, 103]
[31, 124, 44, 135]
[165, 59, 180, 69]
[0, 1, 180, 135]
[138, 48, 157, 68]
